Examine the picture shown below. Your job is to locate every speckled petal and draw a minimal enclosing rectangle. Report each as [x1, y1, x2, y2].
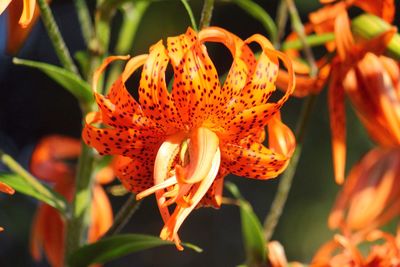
[222, 143, 289, 180]
[114, 153, 158, 194]
[168, 28, 221, 127]
[82, 112, 161, 157]
[139, 40, 182, 131]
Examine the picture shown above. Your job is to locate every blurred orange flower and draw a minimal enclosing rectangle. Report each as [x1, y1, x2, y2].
[311, 229, 400, 267]
[343, 54, 400, 147]
[277, 0, 395, 98]
[268, 241, 304, 267]
[329, 148, 400, 235]
[29, 135, 113, 267]
[83, 27, 296, 249]
[0, 0, 40, 54]
[329, 29, 396, 184]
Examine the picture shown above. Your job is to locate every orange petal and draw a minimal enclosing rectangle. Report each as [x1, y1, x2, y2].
[115, 154, 157, 194]
[334, 10, 354, 61]
[224, 47, 294, 142]
[354, 0, 395, 23]
[175, 127, 219, 184]
[169, 28, 222, 127]
[198, 167, 227, 208]
[6, 0, 40, 54]
[355, 53, 400, 145]
[92, 55, 131, 93]
[268, 241, 288, 267]
[268, 111, 296, 157]
[138, 40, 182, 131]
[328, 67, 346, 184]
[30, 135, 81, 182]
[222, 142, 289, 180]
[88, 184, 113, 242]
[19, 0, 36, 27]
[0, 181, 14, 194]
[30, 204, 46, 262]
[31, 204, 65, 267]
[82, 112, 161, 157]
[199, 27, 256, 122]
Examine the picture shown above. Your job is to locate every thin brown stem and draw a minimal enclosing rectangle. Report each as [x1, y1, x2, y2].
[199, 0, 215, 29]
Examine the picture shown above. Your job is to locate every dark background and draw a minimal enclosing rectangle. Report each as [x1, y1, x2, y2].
[0, 0, 398, 266]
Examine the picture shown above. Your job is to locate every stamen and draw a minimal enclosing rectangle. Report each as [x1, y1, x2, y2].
[136, 176, 177, 200]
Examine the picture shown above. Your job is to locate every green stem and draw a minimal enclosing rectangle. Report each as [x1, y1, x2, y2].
[37, 0, 79, 75]
[73, 0, 95, 47]
[263, 95, 317, 242]
[102, 195, 142, 238]
[282, 32, 335, 51]
[65, 142, 96, 258]
[181, 0, 198, 32]
[263, 0, 319, 242]
[275, 0, 288, 47]
[285, 0, 317, 76]
[199, 0, 215, 29]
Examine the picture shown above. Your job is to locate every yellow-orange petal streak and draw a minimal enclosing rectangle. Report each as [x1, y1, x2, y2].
[19, 0, 36, 27]
[176, 127, 219, 184]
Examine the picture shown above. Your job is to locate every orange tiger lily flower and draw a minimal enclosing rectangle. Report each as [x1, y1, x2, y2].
[328, 148, 400, 236]
[0, 0, 40, 54]
[29, 135, 113, 267]
[83, 27, 296, 249]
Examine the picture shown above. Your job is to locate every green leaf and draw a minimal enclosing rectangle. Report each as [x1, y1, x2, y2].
[351, 14, 400, 60]
[0, 173, 68, 214]
[12, 58, 93, 103]
[225, 182, 267, 267]
[68, 234, 202, 267]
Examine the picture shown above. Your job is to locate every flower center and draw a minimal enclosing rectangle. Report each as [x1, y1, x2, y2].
[135, 127, 221, 248]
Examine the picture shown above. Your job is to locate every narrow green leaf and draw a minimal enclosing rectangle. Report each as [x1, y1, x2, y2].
[12, 58, 93, 103]
[231, 0, 278, 44]
[225, 182, 267, 267]
[180, 0, 198, 32]
[68, 234, 202, 267]
[0, 173, 68, 214]
[351, 14, 400, 60]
